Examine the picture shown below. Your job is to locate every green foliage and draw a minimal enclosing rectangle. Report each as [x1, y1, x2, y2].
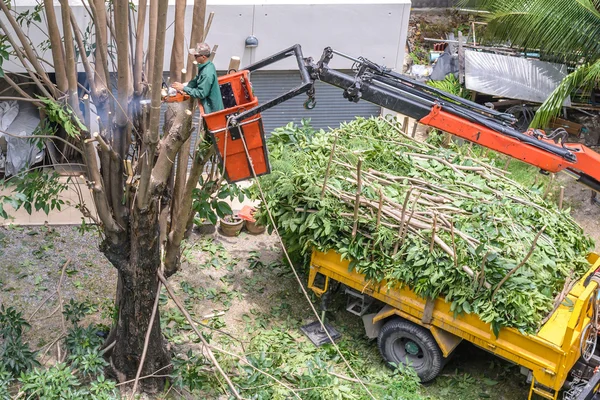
[0, 36, 10, 79]
[0, 365, 12, 400]
[38, 97, 87, 138]
[1, 336, 39, 377]
[63, 298, 93, 326]
[427, 74, 470, 99]
[192, 178, 246, 226]
[171, 350, 215, 391]
[467, 0, 600, 63]
[0, 306, 39, 377]
[88, 375, 119, 400]
[65, 325, 105, 355]
[255, 117, 594, 333]
[531, 59, 600, 128]
[0, 305, 29, 338]
[19, 363, 87, 399]
[68, 347, 108, 378]
[0, 171, 67, 219]
[232, 328, 425, 400]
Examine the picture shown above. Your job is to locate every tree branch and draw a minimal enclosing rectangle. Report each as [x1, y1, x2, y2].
[58, 0, 83, 117]
[0, 1, 57, 97]
[492, 225, 546, 299]
[149, 107, 193, 194]
[82, 140, 122, 234]
[133, 0, 148, 96]
[137, 0, 169, 208]
[69, 8, 98, 99]
[43, 0, 67, 93]
[164, 142, 214, 276]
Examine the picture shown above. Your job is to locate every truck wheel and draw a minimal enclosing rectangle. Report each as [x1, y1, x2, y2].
[377, 318, 443, 383]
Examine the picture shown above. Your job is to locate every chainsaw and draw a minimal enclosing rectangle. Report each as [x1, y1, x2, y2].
[161, 85, 190, 103]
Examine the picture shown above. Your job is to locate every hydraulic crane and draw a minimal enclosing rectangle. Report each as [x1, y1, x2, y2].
[223, 44, 600, 193]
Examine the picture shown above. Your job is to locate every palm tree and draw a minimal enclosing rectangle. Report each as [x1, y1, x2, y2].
[465, 0, 600, 129]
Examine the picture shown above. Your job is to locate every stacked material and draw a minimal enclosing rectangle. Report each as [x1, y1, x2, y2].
[256, 117, 593, 334]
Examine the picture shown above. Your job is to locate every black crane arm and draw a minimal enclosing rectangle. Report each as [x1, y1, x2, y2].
[232, 44, 600, 193]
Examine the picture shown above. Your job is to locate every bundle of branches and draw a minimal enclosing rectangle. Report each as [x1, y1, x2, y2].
[255, 117, 594, 334]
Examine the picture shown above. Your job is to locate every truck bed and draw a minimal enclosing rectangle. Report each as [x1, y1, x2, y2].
[308, 250, 600, 396]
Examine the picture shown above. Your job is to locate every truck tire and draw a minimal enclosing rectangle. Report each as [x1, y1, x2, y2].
[377, 318, 443, 383]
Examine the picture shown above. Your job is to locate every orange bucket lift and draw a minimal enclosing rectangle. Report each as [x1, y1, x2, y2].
[201, 70, 270, 183]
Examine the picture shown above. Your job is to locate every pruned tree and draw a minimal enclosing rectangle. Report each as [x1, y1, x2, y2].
[0, 0, 231, 394]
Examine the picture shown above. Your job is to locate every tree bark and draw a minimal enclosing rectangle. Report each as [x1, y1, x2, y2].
[43, 0, 67, 93]
[111, 200, 170, 393]
[146, 0, 159, 85]
[134, 0, 148, 96]
[186, 0, 207, 76]
[169, 0, 186, 83]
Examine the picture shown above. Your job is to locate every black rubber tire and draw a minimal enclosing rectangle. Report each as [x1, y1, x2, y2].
[377, 318, 443, 383]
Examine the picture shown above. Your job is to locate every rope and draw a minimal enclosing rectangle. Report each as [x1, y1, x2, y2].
[236, 124, 377, 400]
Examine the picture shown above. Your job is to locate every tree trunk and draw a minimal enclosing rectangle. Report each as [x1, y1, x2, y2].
[110, 200, 171, 393]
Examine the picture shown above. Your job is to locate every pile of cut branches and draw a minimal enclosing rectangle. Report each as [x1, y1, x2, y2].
[255, 117, 594, 334]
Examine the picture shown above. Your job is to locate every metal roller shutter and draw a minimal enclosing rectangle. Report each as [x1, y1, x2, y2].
[249, 70, 381, 135]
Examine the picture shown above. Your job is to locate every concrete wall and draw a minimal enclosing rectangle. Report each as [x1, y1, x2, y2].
[2, 0, 411, 74]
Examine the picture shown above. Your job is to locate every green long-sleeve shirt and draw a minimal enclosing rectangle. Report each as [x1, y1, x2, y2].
[183, 60, 224, 114]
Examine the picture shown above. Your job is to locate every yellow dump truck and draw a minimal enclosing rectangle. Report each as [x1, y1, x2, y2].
[308, 250, 600, 400]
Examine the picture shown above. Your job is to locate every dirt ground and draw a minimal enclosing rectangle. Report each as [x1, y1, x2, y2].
[0, 222, 531, 399]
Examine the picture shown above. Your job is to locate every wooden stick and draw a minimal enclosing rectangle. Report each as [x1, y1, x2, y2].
[492, 226, 546, 299]
[228, 56, 241, 72]
[56, 259, 70, 363]
[430, 212, 437, 253]
[375, 189, 383, 230]
[352, 159, 362, 238]
[402, 116, 409, 132]
[503, 158, 511, 170]
[158, 271, 242, 399]
[202, 12, 215, 41]
[479, 251, 489, 290]
[543, 173, 555, 199]
[558, 186, 565, 209]
[321, 134, 339, 200]
[130, 279, 162, 397]
[411, 122, 418, 138]
[450, 221, 457, 267]
[393, 187, 414, 255]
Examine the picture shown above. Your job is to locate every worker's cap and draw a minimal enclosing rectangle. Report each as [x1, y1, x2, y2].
[189, 43, 211, 56]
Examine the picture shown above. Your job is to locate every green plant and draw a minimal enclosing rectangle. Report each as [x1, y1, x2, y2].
[19, 363, 87, 399]
[68, 347, 108, 378]
[192, 179, 247, 226]
[88, 375, 119, 400]
[0, 171, 67, 218]
[65, 325, 105, 355]
[63, 298, 93, 326]
[427, 74, 470, 99]
[0, 306, 39, 377]
[0, 305, 29, 339]
[0, 365, 13, 400]
[171, 350, 214, 391]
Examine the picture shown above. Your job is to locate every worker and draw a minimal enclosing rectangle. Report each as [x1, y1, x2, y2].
[172, 43, 224, 114]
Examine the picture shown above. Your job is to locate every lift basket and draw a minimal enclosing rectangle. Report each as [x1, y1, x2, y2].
[201, 70, 270, 183]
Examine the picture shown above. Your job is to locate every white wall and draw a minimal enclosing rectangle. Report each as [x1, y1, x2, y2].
[2, 0, 411, 74]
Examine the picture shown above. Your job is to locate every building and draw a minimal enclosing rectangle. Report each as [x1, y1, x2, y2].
[3, 0, 411, 133]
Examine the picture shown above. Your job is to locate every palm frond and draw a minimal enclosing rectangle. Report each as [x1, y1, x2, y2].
[530, 58, 600, 128]
[464, 0, 600, 63]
